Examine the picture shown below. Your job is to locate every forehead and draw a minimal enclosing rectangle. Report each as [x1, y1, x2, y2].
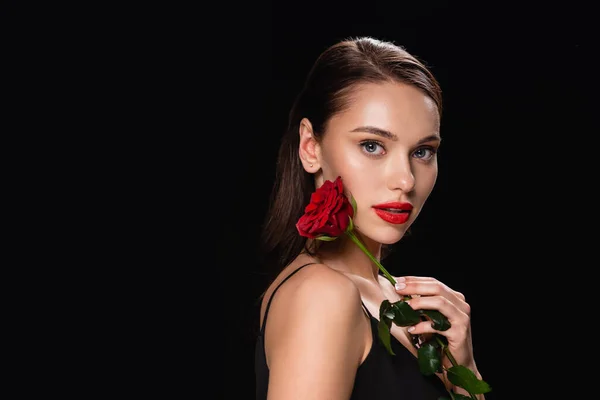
[328, 81, 440, 135]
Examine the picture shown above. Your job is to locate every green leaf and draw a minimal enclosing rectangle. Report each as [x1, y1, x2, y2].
[390, 300, 421, 326]
[377, 319, 395, 355]
[379, 299, 394, 321]
[419, 309, 451, 331]
[315, 235, 338, 241]
[447, 365, 492, 394]
[350, 194, 357, 215]
[417, 341, 442, 376]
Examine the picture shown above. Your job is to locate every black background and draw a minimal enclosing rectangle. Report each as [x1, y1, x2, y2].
[4, 1, 593, 398]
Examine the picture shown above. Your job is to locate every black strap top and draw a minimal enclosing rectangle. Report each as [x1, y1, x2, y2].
[255, 262, 449, 399]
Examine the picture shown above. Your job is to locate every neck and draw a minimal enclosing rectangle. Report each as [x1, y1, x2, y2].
[315, 231, 383, 282]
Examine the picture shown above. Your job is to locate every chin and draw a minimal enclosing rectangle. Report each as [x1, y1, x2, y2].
[366, 227, 409, 245]
[380, 232, 407, 245]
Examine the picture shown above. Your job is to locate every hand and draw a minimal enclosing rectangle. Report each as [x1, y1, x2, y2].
[394, 276, 476, 370]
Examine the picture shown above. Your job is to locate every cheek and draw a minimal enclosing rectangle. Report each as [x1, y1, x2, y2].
[322, 143, 370, 180]
[416, 166, 438, 197]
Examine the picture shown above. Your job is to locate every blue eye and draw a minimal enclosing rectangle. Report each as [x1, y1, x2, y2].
[412, 147, 436, 161]
[360, 140, 385, 156]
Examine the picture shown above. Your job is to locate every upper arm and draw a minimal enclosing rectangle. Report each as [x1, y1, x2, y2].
[265, 266, 366, 400]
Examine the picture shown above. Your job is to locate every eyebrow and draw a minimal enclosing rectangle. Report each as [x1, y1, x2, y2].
[350, 126, 441, 144]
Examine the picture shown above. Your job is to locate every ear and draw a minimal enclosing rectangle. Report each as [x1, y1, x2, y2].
[298, 118, 321, 173]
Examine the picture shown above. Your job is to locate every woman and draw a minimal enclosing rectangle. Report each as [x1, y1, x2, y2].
[255, 36, 486, 399]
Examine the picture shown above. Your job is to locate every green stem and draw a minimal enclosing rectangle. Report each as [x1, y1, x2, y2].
[436, 335, 458, 366]
[345, 231, 396, 286]
[436, 335, 477, 400]
[345, 230, 478, 400]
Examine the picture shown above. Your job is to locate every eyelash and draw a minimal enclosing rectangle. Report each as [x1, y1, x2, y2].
[359, 140, 438, 161]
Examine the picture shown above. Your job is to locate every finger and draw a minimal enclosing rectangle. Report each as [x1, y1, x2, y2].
[395, 280, 468, 314]
[406, 320, 462, 343]
[407, 320, 440, 336]
[413, 319, 470, 348]
[395, 277, 465, 299]
[394, 276, 435, 283]
[406, 296, 467, 323]
[395, 279, 448, 297]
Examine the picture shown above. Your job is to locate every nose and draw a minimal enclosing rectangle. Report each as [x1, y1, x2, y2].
[388, 157, 415, 193]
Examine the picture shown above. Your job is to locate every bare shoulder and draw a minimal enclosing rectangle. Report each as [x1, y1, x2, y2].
[263, 262, 366, 350]
[264, 263, 368, 398]
[267, 262, 363, 320]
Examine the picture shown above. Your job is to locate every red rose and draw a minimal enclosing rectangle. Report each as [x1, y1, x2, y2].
[296, 176, 355, 239]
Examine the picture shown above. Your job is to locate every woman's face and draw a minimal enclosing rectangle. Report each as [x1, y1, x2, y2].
[316, 81, 440, 245]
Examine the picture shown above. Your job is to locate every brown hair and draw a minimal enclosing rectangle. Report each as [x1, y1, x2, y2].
[259, 36, 442, 274]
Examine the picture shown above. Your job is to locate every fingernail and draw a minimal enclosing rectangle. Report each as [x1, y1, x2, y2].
[407, 326, 415, 332]
[396, 277, 406, 282]
[395, 282, 406, 290]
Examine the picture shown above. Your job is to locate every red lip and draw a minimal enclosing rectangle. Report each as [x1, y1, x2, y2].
[372, 202, 413, 225]
[372, 202, 413, 211]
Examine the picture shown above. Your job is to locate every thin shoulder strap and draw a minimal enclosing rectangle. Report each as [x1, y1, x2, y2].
[260, 262, 317, 334]
[360, 300, 375, 319]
